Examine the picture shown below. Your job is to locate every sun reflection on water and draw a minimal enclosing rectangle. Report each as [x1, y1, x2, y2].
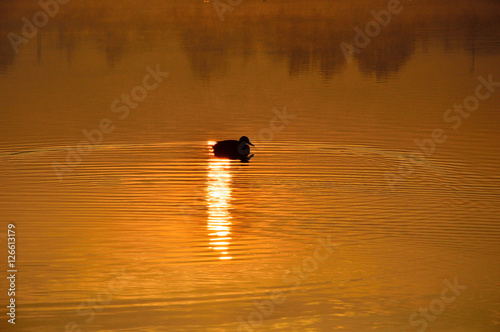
[206, 155, 233, 260]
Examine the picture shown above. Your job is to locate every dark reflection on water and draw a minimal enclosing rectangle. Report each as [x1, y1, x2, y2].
[1, 0, 499, 79]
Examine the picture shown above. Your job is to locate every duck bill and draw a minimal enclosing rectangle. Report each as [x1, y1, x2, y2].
[248, 142, 254, 146]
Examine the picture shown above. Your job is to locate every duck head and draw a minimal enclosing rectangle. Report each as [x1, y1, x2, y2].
[239, 136, 254, 146]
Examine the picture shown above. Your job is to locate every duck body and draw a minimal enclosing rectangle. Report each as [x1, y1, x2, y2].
[213, 136, 254, 161]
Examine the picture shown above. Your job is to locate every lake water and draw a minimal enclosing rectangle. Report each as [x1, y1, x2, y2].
[1, 0, 500, 331]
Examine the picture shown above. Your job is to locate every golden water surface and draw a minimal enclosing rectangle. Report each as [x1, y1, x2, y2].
[1, 0, 500, 331]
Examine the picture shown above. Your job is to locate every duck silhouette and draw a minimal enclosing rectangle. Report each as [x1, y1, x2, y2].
[212, 136, 254, 161]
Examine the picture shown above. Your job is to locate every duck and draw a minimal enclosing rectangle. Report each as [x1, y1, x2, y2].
[212, 136, 254, 161]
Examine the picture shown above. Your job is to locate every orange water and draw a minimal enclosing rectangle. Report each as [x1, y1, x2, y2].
[1, 1, 499, 331]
